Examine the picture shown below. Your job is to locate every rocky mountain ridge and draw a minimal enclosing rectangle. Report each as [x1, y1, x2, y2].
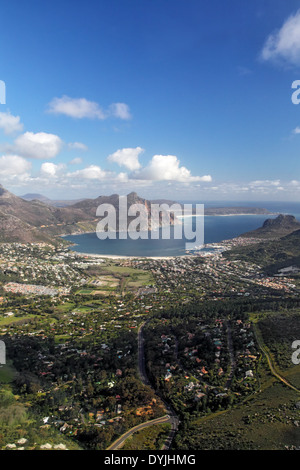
[0, 186, 177, 243]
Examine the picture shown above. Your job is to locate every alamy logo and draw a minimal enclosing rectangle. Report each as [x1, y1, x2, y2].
[96, 197, 204, 250]
[0, 80, 6, 105]
[0, 340, 5, 365]
[291, 340, 300, 365]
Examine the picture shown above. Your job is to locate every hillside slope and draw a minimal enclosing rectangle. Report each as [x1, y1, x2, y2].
[0, 186, 178, 243]
[224, 225, 300, 275]
[240, 214, 300, 240]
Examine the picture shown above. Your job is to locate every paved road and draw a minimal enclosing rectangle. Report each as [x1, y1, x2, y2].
[106, 322, 179, 450]
[138, 322, 180, 449]
[107, 415, 172, 450]
[253, 324, 300, 394]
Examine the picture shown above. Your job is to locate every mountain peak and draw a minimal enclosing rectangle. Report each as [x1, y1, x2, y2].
[241, 214, 300, 239]
[127, 191, 139, 199]
[262, 214, 298, 228]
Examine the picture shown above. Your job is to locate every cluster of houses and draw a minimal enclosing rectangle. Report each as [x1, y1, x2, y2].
[3, 282, 69, 297]
[120, 242, 299, 299]
[0, 243, 106, 294]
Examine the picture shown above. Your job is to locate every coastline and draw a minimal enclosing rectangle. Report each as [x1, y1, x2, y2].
[60, 213, 277, 235]
[72, 251, 182, 260]
[59, 211, 279, 259]
[178, 212, 276, 218]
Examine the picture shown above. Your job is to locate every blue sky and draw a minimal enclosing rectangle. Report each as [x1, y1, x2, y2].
[1, 0, 300, 201]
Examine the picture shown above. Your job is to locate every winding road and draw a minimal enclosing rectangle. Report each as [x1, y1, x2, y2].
[107, 322, 179, 450]
[253, 324, 300, 394]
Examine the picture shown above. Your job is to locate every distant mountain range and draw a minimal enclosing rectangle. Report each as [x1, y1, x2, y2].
[21, 193, 85, 207]
[21, 193, 273, 215]
[0, 185, 289, 245]
[0, 186, 95, 244]
[0, 187, 177, 244]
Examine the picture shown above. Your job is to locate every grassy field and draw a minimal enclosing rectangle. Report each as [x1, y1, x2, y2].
[0, 361, 16, 384]
[250, 308, 300, 379]
[105, 264, 154, 289]
[178, 381, 300, 450]
[76, 262, 154, 296]
[54, 302, 76, 313]
[0, 314, 37, 327]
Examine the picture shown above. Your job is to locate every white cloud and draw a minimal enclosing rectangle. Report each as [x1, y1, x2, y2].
[132, 154, 212, 183]
[261, 10, 300, 67]
[0, 111, 24, 135]
[206, 179, 292, 196]
[47, 95, 132, 120]
[185, 179, 300, 197]
[250, 179, 281, 188]
[293, 126, 300, 134]
[108, 103, 132, 120]
[116, 172, 129, 183]
[67, 165, 108, 180]
[13, 132, 63, 159]
[107, 147, 143, 171]
[68, 142, 88, 151]
[0, 155, 31, 177]
[47, 96, 106, 119]
[40, 162, 66, 178]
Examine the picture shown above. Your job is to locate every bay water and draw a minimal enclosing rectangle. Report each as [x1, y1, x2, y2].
[63, 201, 300, 258]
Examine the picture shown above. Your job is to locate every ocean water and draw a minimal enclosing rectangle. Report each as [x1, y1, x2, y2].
[63, 202, 300, 258]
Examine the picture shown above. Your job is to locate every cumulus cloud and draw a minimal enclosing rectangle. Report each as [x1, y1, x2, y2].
[47, 96, 106, 119]
[0, 111, 24, 135]
[67, 165, 108, 181]
[107, 147, 143, 171]
[261, 9, 300, 67]
[0, 155, 31, 177]
[47, 96, 132, 120]
[40, 162, 66, 178]
[12, 131, 63, 160]
[132, 154, 212, 183]
[115, 172, 129, 183]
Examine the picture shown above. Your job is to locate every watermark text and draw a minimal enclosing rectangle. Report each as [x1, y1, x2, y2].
[0, 340, 6, 365]
[292, 340, 300, 365]
[96, 197, 204, 251]
[0, 80, 6, 105]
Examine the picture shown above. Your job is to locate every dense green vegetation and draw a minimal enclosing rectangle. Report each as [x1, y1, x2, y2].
[172, 381, 300, 450]
[1, 240, 300, 450]
[143, 298, 300, 449]
[224, 229, 300, 275]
